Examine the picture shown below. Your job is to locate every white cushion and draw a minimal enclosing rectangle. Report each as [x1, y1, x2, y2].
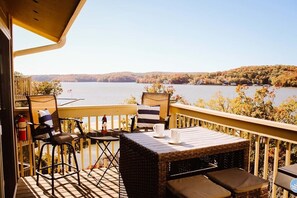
[38, 109, 55, 138]
[137, 104, 160, 128]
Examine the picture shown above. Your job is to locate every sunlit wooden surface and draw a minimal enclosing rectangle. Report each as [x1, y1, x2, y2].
[16, 168, 126, 198]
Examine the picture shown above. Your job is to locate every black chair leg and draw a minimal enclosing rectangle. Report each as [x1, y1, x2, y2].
[51, 144, 57, 196]
[60, 145, 64, 175]
[69, 143, 80, 186]
[68, 144, 72, 172]
[36, 143, 48, 186]
[36, 141, 80, 196]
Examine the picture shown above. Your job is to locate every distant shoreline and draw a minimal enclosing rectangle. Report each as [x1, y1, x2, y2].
[61, 81, 274, 87]
[29, 65, 297, 87]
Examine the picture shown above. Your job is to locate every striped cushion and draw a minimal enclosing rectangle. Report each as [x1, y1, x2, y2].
[38, 109, 55, 138]
[137, 104, 160, 128]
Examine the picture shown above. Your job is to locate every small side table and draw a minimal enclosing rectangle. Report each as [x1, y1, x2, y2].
[87, 131, 120, 186]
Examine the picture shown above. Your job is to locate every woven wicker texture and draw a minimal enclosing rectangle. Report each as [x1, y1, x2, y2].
[120, 127, 250, 198]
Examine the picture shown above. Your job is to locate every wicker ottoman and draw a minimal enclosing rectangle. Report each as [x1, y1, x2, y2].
[206, 168, 268, 198]
[167, 175, 232, 198]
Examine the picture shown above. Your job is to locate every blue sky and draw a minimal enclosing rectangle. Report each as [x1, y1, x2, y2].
[14, 0, 297, 75]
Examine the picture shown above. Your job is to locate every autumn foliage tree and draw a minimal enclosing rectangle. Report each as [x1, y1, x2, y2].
[123, 83, 189, 105]
[194, 85, 297, 179]
[32, 80, 63, 95]
[194, 85, 297, 124]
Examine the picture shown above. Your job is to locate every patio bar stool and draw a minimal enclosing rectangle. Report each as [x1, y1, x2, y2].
[167, 175, 232, 198]
[206, 168, 268, 198]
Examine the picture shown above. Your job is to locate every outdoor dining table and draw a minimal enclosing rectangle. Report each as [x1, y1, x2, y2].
[119, 127, 250, 198]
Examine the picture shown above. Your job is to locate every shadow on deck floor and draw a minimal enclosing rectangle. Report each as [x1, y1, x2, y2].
[16, 168, 127, 198]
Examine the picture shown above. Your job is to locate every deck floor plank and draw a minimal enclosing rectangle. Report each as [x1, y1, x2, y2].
[16, 168, 126, 198]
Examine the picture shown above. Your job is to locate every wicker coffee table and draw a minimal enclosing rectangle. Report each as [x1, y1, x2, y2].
[120, 127, 250, 198]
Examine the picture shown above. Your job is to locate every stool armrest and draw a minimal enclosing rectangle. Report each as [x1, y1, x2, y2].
[59, 117, 85, 136]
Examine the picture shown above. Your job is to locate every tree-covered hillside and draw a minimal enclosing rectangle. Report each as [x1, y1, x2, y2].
[30, 65, 297, 87]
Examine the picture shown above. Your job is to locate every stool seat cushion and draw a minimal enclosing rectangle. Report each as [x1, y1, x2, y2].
[206, 168, 268, 194]
[167, 175, 231, 198]
[51, 133, 74, 144]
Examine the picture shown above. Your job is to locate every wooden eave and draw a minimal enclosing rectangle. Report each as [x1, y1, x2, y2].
[5, 0, 86, 42]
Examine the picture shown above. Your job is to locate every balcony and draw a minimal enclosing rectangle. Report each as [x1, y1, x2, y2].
[15, 103, 297, 197]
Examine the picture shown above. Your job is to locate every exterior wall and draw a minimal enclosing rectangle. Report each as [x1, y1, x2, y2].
[0, 3, 18, 198]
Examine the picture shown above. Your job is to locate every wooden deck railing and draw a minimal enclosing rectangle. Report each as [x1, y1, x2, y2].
[14, 77, 31, 104]
[16, 103, 297, 197]
[169, 103, 297, 198]
[15, 104, 136, 176]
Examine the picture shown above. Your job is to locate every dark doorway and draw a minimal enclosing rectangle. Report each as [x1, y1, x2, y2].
[0, 26, 18, 198]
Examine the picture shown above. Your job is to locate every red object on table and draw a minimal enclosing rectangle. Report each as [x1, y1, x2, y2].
[101, 129, 108, 135]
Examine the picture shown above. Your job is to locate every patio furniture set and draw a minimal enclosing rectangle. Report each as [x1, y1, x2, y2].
[26, 93, 297, 197]
[119, 127, 268, 198]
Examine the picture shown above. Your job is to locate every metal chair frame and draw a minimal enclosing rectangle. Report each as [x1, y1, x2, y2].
[130, 92, 171, 132]
[27, 95, 83, 195]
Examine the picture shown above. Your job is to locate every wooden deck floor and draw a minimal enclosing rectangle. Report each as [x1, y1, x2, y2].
[16, 168, 127, 198]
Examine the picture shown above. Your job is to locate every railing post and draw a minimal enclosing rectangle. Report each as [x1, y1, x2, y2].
[30, 140, 35, 176]
[96, 116, 99, 130]
[80, 138, 84, 170]
[118, 115, 121, 129]
[64, 144, 68, 172]
[169, 112, 176, 129]
[254, 135, 260, 176]
[283, 142, 292, 198]
[247, 133, 252, 173]
[111, 115, 114, 129]
[263, 137, 270, 180]
[271, 140, 280, 198]
[88, 116, 91, 132]
[88, 139, 92, 169]
[19, 142, 23, 177]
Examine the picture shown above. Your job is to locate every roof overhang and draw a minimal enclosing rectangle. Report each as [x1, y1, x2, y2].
[5, 0, 86, 42]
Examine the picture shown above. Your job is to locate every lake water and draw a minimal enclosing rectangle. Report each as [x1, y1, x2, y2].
[59, 82, 297, 106]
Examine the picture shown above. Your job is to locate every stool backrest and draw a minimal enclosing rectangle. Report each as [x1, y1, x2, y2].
[141, 92, 170, 122]
[27, 95, 61, 139]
